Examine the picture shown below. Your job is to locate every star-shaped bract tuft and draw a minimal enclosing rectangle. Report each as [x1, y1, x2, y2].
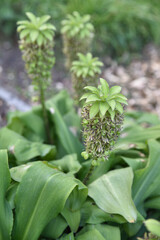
[17, 12, 56, 46]
[61, 11, 94, 39]
[81, 78, 128, 121]
[71, 53, 103, 78]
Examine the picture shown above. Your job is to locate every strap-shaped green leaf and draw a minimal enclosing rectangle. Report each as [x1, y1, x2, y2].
[12, 161, 87, 240]
[77, 229, 105, 240]
[88, 167, 137, 223]
[0, 150, 13, 240]
[42, 214, 67, 239]
[133, 140, 160, 205]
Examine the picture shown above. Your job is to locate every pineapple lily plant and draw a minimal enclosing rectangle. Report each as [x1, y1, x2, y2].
[17, 12, 56, 143]
[61, 11, 94, 69]
[81, 78, 127, 166]
[0, 11, 160, 240]
[71, 53, 103, 103]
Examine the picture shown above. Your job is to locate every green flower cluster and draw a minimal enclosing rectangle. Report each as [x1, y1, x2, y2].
[81, 78, 127, 165]
[71, 53, 103, 103]
[17, 12, 56, 96]
[61, 11, 94, 69]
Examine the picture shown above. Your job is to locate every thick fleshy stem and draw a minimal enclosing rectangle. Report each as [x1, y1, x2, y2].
[83, 163, 95, 185]
[38, 79, 53, 144]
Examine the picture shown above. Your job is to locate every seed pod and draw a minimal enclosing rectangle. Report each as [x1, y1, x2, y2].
[81, 78, 128, 165]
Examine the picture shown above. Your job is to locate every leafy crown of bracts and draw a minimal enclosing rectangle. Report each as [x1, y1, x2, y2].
[71, 53, 103, 78]
[80, 78, 128, 121]
[61, 11, 94, 39]
[17, 12, 56, 46]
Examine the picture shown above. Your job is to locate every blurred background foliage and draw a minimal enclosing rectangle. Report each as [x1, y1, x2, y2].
[0, 0, 160, 57]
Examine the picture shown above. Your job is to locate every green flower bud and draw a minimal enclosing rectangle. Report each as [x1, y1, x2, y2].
[81, 151, 89, 160]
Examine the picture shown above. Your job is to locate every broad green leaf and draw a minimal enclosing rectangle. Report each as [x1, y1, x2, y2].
[47, 104, 83, 158]
[77, 229, 105, 240]
[42, 215, 67, 239]
[122, 157, 146, 171]
[133, 140, 160, 206]
[123, 221, 143, 237]
[81, 201, 126, 225]
[110, 86, 121, 95]
[89, 102, 99, 119]
[0, 150, 13, 240]
[12, 161, 87, 240]
[145, 219, 160, 237]
[145, 196, 160, 210]
[50, 154, 81, 173]
[99, 102, 109, 116]
[0, 128, 56, 163]
[8, 111, 46, 141]
[62, 208, 80, 232]
[119, 125, 160, 144]
[96, 224, 121, 240]
[60, 232, 75, 240]
[100, 78, 109, 96]
[6, 182, 19, 210]
[88, 167, 137, 223]
[10, 163, 33, 182]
